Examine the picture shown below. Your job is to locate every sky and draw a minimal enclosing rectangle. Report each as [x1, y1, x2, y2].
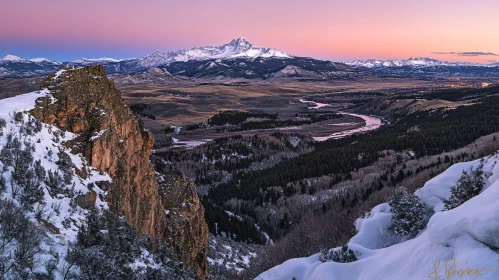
[1, 0, 498, 63]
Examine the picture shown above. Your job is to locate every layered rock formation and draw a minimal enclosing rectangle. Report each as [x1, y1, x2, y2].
[31, 65, 208, 278]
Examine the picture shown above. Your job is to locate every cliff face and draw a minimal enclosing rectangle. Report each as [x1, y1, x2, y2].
[31, 65, 208, 278]
[155, 167, 209, 277]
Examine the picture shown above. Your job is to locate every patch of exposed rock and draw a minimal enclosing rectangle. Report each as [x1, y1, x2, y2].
[31, 65, 208, 278]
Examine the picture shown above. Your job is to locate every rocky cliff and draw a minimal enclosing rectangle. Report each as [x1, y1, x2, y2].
[31, 65, 208, 278]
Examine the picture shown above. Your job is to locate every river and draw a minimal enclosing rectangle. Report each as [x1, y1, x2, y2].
[299, 99, 382, 141]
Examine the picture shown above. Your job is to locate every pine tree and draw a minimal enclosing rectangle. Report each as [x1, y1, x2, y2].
[443, 161, 485, 210]
[319, 245, 359, 263]
[389, 187, 425, 236]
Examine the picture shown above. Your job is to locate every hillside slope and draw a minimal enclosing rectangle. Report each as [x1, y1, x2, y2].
[257, 153, 499, 280]
[0, 66, 208, 279]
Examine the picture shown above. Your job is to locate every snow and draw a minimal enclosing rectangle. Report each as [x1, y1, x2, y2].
[90, 129, 107, 141]
[255, 223, 274, 245]
[1, 54, 23, 61]
[0, 55, 59, 65]
[257, 153, 499, 280]
[207, 234, 259, 274]
[137, 37, 292, 68]
[53, 69, 67, 80]
[0, 88, 49, 111]
[72, 57, 123, 64]
[346, 57, 482, 68]
[29, 58, 51, 63]
[0, 89, 114, 279]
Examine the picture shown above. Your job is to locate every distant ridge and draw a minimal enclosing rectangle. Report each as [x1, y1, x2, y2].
[347, 57, 482, 68]
[2, 40, 499, 78]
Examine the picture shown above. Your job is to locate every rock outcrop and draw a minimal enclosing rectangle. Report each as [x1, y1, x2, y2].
[31, 65, 208, 278]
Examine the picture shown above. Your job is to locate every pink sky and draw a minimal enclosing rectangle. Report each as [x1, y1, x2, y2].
[1, 0, 498, 62]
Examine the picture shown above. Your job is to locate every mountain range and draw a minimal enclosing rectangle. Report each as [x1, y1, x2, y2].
[0, 38, 361, 80]
[345, 57, 499, 78]
[2, 38, 499, 79]
[346, 57, 483, 68]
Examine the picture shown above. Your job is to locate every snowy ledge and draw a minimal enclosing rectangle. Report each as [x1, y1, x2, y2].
[257, 153, 499, 280]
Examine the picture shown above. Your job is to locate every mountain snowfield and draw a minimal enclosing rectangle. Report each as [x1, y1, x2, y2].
[257, 154, 499, 280]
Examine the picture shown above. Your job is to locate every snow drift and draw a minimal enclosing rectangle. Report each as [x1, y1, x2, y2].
[257, 154, 499, 280]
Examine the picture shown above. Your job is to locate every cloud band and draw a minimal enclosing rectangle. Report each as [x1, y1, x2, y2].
[433, 52, 498, 57]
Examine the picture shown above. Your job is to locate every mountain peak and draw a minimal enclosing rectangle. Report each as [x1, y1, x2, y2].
[229, 37, 250, 46]
[136, 38, 292, 68]
[29, 58, 50, 63]
[1, 54, 23, 61]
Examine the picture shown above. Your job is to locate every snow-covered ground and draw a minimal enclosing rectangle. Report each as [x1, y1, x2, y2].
[0, 88, 115, 278]
[0, 81, 177, 278]
[257, 154, 499, 280]
[207, 234, 259, 276]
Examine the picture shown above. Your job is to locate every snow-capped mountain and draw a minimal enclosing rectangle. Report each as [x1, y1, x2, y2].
[135, 37, 292, 68]
[29, 58, 53, 63]
[1, 54, 23, 62]
[0, 38, 297, 77]
[71, 57, 125, 65]
[0, 54, 124, 65]
[4, 40, 499, 79]
[0, 38, 363, 80]
[0, 54, 62, 77]
[347, 57, 479, 68]
[345, 57, 499, 78]
[0, 54, 59, 64]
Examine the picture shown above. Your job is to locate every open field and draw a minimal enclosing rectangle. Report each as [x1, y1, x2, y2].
[113, 78, 480, 148]
[117, 78, 453, 130]
[0, 77, 42, 99]
[173, 114, 365, 142]
[0, 76, 472, 147]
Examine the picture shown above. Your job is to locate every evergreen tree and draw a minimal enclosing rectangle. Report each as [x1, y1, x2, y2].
[444, 161, 485, 210]
[319, 245, 359, 263]
[389, 187, 425, 236]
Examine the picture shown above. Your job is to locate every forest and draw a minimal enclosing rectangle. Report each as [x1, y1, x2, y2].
[203, 88, 499, 242]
